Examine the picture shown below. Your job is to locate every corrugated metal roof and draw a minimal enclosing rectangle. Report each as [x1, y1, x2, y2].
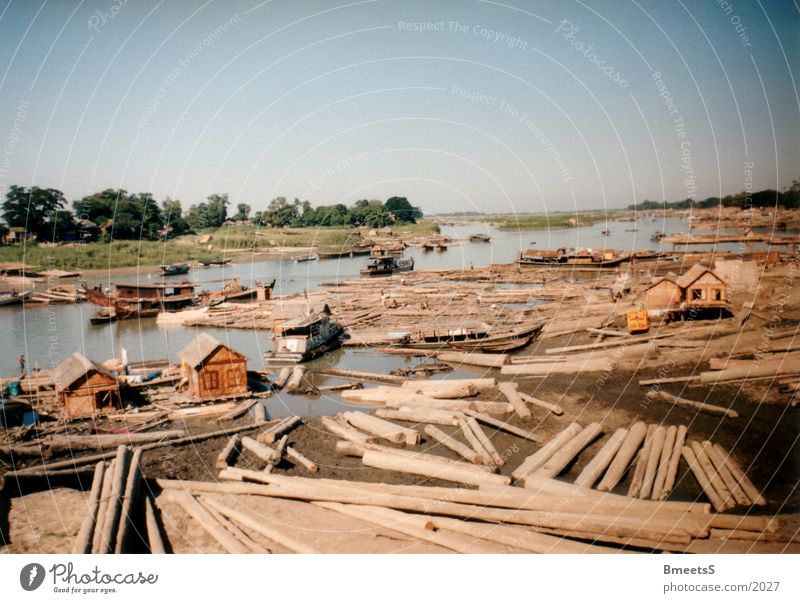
[54, 352, 115, 391]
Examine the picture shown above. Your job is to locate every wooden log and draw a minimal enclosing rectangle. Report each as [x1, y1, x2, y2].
[160, 490, 249, 553]
[638, 375, 701, 386]
[317, 366, 405, 385]
[360, 449, 511, 487]
[463, 409, 542, 442]
[501, 358, 614, 375]
[647, 390, 739, 418]
[682, 446, 726, 511]
[335, 440, 365, 457]
[651, 426, 677, 501]
[704, 442, 751, 506]
[639, 426, 667, 499]
[712, 443, 767, 506]
[512, 423, 583, 480]
[517, 392, 564, 415]
[221, 398, 259, 422]
[114, 447, 142, 554]
[197, 497, 267, 553]
[285, 446, 318, 473]
[465, 417, 504, 466]
[498, 382, 530, 419]
[627, 425, 656, 498]
[437, 351, 509, 368]
[320, 415, 377, 444]
[314, 501, 510, 553]
[536, 423, 603, 478]
[71, 461, 106, 554]
[253, 404, 267, 424]
[458, 418, 490, 464]
[215, 435, 241, 470]
[375, 407, 463, 426]
[343, 411, 415, 445]
[241, 436, 280, 464]
[689, 441, 734, 510]
[286, 366, 306, 392]
[401, 377, 495, 393]
[700, 354, 800, 383]
[385, 397, 476, 412]
[574, 428, 627, 488]
[98, 446, 130, 554]
[273, 366, 292, 389]
[144, 496, 166, 554]
[45, 430, 186, 451]
[658, 425, 688, 500]
[257, 416, 301, 444]
[202, 496, 318, 553]
[424, 425, 482, 464]
[91, 459, 115, 554]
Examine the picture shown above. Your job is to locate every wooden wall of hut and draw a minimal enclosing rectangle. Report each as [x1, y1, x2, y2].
[185, 347, 248, 399]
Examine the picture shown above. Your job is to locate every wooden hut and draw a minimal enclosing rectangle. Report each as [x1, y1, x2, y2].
[179, 333, 248, 400]
[644, 272, 682, 311]
[54, 352, 121, 419]
[676, 264, 727, 308]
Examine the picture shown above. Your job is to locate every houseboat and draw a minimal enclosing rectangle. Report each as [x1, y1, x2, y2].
[264, 309, 344, 364]
[160, 263, 190, 276]
[360, 256, 414, 277]
[517, 247, 631, 269]
[86, 281, 197, 323]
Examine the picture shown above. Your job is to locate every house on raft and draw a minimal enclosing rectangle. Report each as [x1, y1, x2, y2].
[645, 264, 728, 316]
[178, 333, 248, 400]
[54, 352, 122, 418]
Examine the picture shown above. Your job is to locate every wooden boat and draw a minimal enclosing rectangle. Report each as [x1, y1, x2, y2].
[469, 233, 491, 243]
[400, 326, 490, 350]
[601, 230, 611, 236]
[86, 281, 197, 324]
[204, 278, 276, 303]
[448, 322, 544, 353]
[0, 290, 31, 306]
[264, 309, 343, 365]
[651, 231, 665, 241]
[360, 256, 414, 277]
[199, 258, 231, 266]
[294, 253, 318, 262]
[517, 248, 631, 269]
[350, 244, 372, 256]
[317, 249, 352, 259]
[160, 263, 190, 275]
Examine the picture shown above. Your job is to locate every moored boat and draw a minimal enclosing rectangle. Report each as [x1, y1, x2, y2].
[360, 256, 414, 277]
[469, 233, 491, 243]
[199, 258, 231, 266]
[0, 290, 31, 306]
[160, 263, 190, 276]
[294, 253, 318, 262]
[448, 322, 544, 353]
[264, 308, 344, 365]
[517, 247, 631, 269]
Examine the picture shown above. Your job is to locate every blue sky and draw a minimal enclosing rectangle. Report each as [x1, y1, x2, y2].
[0, 0, 797, 214]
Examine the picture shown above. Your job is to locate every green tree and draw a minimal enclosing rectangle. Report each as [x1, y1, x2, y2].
[161, 197, 189, 237]
[385, 196, 422, 223]
[233, 203, 251, 222]
[2, 185, 67, 238]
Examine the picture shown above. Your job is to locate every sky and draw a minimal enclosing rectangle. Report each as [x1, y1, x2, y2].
[0, 0, 797, 215]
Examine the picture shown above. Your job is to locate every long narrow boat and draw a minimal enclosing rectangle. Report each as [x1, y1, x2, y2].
[0, 290, 31, 306]
[199, 258, 231, 266]
[160, 263, 190, 275]
[517, 248, 631, 269]
[447, 322, 544, 353]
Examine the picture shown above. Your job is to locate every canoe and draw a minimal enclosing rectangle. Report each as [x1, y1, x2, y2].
[448, 322, 544, 353]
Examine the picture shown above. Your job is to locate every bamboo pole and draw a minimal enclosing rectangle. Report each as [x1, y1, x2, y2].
[202, 496, 318, 553]
[511, 423, 583, 480]
[517, 392, 564, 415]
[659, 425, 688, 500]
[71, 462, 106, 554]
[627, 425, 656, 498]
[498, 382, 531, 419]
[651, 426, 677, 501]
[463, 409, 542, 442]
[215, 435, 241, 469]
[285, 446, 318, 473]
[682, 446, 726, 512]
[536, 423, 603, 478]
[424, 425, 482, 464]
[640, 426, 667, 499]
[114, 447, 143, 554]
[160, 490, 249, 553]
[574, 428, 627, 488]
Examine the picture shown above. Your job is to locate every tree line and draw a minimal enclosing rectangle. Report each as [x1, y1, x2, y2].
[0, 185, 422, 243]
[628, 179, 800, 211]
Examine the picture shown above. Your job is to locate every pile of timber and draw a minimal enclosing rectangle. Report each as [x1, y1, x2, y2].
[155, 471, 793, 553]
[217, 416, 315, 474]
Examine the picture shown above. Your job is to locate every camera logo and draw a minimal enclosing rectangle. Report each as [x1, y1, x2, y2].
[20, 563, 46, 591]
